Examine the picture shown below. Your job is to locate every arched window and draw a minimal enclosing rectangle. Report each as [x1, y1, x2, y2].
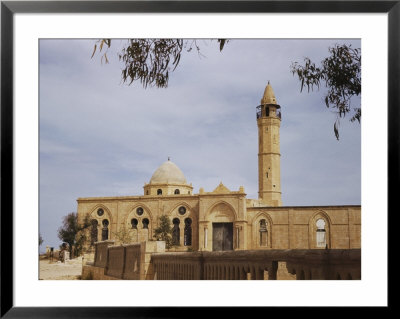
[316, 219, 326, 248]
[172, 218, 180, 246]
[178, 206, 186, 215]
[90, 220, 98, 245]
[142, 218, 149, 229]
[102, 219, 109, 241]
[174, 189, 180, 194]
[157, 189, 162, 195]
[131, 218, 138, 229]
[259, 219, 268, 247]
[184, 218, 192, 246]
[136, 207, 143, 216]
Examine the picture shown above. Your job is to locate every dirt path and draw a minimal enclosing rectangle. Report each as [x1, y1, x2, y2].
[39, 257, 83, 280]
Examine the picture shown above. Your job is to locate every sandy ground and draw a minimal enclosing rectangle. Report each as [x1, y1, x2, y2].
[39, 256, 84, 280]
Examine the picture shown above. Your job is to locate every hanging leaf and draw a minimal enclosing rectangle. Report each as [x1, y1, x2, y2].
[91, 44, 97, 59]
[291, 44, 361, 140]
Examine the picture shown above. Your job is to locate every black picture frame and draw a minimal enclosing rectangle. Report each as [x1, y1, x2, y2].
[1, 1, 394, 317]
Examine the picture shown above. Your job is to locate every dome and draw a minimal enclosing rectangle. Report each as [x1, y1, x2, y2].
[261, 82, 278, 105]
[149, 159, 187, 184]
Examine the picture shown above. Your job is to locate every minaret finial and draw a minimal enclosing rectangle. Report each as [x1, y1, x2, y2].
[268, 80, 270, 85]
[168, 156, 170, 161]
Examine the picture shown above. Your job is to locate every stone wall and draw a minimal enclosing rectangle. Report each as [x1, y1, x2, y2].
[85, 241, 360, 280]
[87, 240, 165, 280]
[106, 246, 125, 278]
[94, 240, 115, 268]
[247, 206, 361, 250]
[78, 195, 360, 253]
[151, 249, 361, 280]
[123, 243, 144, 280]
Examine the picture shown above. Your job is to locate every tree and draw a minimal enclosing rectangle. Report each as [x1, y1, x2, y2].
[291, 44, 361, 140]
[153, 215, 173, 249]
[39, 233, 43, 246]
[91, 38, 228, 89]
[57, 212, 91, 258]
[112, 225, 134, 245]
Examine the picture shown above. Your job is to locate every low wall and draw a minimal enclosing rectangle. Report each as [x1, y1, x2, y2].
[87, 240, 166, 280]
[88, 242, 360, 280]
[107, 246, 125, 278]
[151, 249, 361, 280]
[123, 243, 145, 280]
[94, 240, 115, 268]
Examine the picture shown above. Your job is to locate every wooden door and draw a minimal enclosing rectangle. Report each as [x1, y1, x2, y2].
[212, 223, 233, 251]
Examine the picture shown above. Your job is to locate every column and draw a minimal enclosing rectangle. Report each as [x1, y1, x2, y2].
[267, 261, 278, 280]
[236, 227, 240, 249]
[204, 227, 208, 249]
[250, 266, 256, 280]
[239, 267, 247, 280]
[255, 266, 264, 280]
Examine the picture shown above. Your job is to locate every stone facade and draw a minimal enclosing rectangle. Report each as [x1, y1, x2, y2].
[77, 83, 360, 253]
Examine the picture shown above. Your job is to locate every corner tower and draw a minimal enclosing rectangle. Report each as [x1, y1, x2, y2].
[256, 82, 282, 206]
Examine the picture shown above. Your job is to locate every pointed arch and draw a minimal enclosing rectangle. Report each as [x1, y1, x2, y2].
[251, 212, 273, 249]
[308, 210, 331, 249]
[125, 202, 154, 226]
[89, 204, 113, 225]
[250, 211, 273, 226]
[124, 203, 154, 243]
[309, 210, 333, 226]
[205, 200, 238, 221]
[168, 202, 193, 217]
[167, 202, 197, 249]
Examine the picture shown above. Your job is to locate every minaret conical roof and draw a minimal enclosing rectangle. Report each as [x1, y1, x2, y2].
[261, 81, 278, 105]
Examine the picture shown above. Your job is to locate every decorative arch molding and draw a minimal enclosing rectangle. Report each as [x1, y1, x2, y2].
[169, 202, 192, 214]
[125, 202, 154, 226]
[168, 202, 197, 221]
[205, 200, 238, 221]
[168, 202, 197, 249]
[250, 211, 274, 227]
[124, 203, 154, 243]
[251, 212, 273, 249]
[88, 204, 113, 242]
[308, 210, 331, 249]
[309, 210, 333, 226]
[89, 204, 113, 225]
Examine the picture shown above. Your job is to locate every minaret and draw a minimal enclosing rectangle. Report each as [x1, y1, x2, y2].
[256, 82, 282, 206]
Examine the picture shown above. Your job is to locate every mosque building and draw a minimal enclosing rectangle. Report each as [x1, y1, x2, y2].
[77, 83, 361, 252]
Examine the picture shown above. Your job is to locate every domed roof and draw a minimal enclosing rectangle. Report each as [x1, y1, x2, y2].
[149, 159, 187, 184]
[261, 82, 278, 105]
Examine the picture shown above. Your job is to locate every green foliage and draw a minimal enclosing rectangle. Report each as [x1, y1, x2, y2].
[153, 215, 173, 249]
[112, 225, 134, 245]
[57, 212, 91, 258]
[91, 39, 229, 89]
[291, 44, 361, 140]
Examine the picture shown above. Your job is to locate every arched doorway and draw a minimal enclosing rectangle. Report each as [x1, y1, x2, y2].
[207, 203, 236, 251]
[212, 223, 233, 251]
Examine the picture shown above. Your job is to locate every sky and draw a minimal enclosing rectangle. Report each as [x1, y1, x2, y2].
[39, 39, 361, 251]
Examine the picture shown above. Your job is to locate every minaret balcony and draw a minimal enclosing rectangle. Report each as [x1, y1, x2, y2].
[256, 104, 281, 120]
